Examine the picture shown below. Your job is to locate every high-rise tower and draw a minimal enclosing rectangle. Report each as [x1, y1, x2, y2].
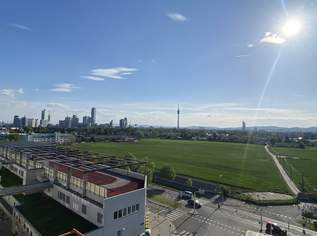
[242, 120, 246, 132]
[177, 104, 180, 129]
[91, 107, 96, 125]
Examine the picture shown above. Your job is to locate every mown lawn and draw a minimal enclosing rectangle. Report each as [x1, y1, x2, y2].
[272, 146, 317, 193]
[72, 139, 288, 193]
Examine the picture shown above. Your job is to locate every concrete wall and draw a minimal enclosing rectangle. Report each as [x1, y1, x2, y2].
[24, 168, 45, 185]
[103, 188, 146, 236]
[13, 207, 42, 236]
[47, 184, 104, 227]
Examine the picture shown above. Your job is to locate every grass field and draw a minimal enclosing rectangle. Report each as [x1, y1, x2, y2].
[272, 146, 317, 193]
[72, 139, 288, 193]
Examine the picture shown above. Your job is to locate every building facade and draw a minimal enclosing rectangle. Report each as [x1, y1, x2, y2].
[0, 143, 146, 236]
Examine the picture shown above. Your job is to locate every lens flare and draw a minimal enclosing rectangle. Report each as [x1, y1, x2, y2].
[282, 18, 301, 37]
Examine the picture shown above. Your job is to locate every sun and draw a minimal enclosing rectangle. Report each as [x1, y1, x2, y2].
[281, 18, 302, 38]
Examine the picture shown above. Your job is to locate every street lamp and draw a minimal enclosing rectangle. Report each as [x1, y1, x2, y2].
[169, 223, 172, 236]
[259, 209, 263, 232]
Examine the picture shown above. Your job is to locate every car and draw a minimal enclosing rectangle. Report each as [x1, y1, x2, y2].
[182, 191, 193, 199]
[187, 199, 201, 208]
[265, 222, 287, 236]
[139, 229, 151, 236]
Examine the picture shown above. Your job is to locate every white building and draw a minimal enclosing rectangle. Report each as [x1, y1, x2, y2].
[26, 132, 75, 144]
[0, 143, 147, 236]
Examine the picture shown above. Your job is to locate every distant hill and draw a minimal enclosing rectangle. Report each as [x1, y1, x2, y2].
[137, 125, 317, 133]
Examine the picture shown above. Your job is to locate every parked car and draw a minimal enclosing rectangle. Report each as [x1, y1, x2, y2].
[265, 222, 287, 236]
[139, 229, 151, 236]
[187, 199, 201, 208]
[182, 191, 193, 200]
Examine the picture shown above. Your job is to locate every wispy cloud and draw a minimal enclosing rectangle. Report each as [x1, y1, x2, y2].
[247, 43, 254, 48]
[50, 83, 77, 93]
[0, 88, 24, 98]
[81, 76, 105, 81]
[235, 54, 249, 58]
[167, 12, 187, 22]
[8, 23, 32, 31]
[260, 32, 286, 44]
[46, 102, 70, 110]
[83, 67, 137, 81]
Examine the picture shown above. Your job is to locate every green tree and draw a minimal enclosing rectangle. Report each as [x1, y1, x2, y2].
[139, 158, 156, 183]
[7, 133, 20, 142]
[186, 178, 193, 187]
[160, 164, 176, 180]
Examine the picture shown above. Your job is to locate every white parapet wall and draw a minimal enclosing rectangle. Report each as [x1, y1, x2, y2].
[103, 188, 146, 236]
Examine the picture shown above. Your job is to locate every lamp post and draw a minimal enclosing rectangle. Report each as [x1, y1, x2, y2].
[260, 209, 263, 233]
[192, 191, 196, 215]
[169, 223, 172, 236]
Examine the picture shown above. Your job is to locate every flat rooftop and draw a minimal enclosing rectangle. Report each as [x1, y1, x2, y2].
[0, 168, 97, 236]
[0, 142, 145, 197]
[0, 168, 22, 187]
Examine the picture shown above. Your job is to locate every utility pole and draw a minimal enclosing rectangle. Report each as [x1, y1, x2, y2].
[260, 209, 263, 233]
[301, 174, 305, 192]
[193, 191, 196, 215]
[169, 223, 172, 236]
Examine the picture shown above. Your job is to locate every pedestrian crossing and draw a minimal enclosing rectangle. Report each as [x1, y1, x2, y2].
[193, 214, 245, 236]
[165, 209, 186, 222]
[173, 230, 193, 236]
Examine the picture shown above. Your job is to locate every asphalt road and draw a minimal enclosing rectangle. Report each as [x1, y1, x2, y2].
[148, 187, 317, 236]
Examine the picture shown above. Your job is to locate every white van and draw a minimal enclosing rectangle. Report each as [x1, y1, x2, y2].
[182, 191, 193, 199]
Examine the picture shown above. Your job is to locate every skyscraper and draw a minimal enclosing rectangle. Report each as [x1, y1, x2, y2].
[83, 116, 91, 127]
[40, 109, 50, 127]
[119, 118, 128, 128]
[177, 104, 180, 129]
[71, 115, 79, 128]
[242, 121, 246, 132]
[13, 115, 21, 128]
[91, 107, 96, 125]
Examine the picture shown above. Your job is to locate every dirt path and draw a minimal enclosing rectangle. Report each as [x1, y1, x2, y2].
[265, 145, 300, 195]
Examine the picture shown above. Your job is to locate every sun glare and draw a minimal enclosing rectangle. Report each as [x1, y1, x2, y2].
[281, 18, 302, 37]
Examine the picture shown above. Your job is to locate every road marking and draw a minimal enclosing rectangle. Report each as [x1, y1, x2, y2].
[191, 214, 245, 235]
[173, 229, 193, 236]
[165, 209, 186, 222]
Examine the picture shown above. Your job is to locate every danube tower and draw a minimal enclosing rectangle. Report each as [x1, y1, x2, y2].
[177, 104, 180, 129]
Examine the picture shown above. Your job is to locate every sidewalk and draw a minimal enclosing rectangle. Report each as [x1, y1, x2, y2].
[149, 211, 174, 236]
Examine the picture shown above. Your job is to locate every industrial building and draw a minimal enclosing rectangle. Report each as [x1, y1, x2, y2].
[0, 142, 147, 236]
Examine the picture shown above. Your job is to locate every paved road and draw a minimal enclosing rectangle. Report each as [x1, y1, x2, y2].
[265, 145, 300, 195]
[149, 200, 317, 236]
[148, 188, 317, 236]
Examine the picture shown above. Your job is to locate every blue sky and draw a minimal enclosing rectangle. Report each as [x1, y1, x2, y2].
[1, 0, 317, 127]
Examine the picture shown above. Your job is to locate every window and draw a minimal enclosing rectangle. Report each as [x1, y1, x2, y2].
[72, 202, 79, 211]
[97, 212, 103, 224]
[82, 204, 87, 214]
[118, 209, 122, 218]
[58, 191, 66, 202]
[114, 211, 118, 220]
[136, 203, 140, 211]
[117, 230, 123, 236]
[132, 205, 136, 213]
[66, 196, 70, 204]
[123, 208, 127, 216]
[128, 206, 131, 214]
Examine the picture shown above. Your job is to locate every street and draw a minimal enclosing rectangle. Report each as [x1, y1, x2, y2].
[148, 190, 317, 236]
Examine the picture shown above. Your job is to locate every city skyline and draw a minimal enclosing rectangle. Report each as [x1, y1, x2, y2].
[1, 1, 317, 127]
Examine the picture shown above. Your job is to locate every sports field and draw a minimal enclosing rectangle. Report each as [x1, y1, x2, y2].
[72, 139, 288, 193]
[272, 146, 317, 193]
